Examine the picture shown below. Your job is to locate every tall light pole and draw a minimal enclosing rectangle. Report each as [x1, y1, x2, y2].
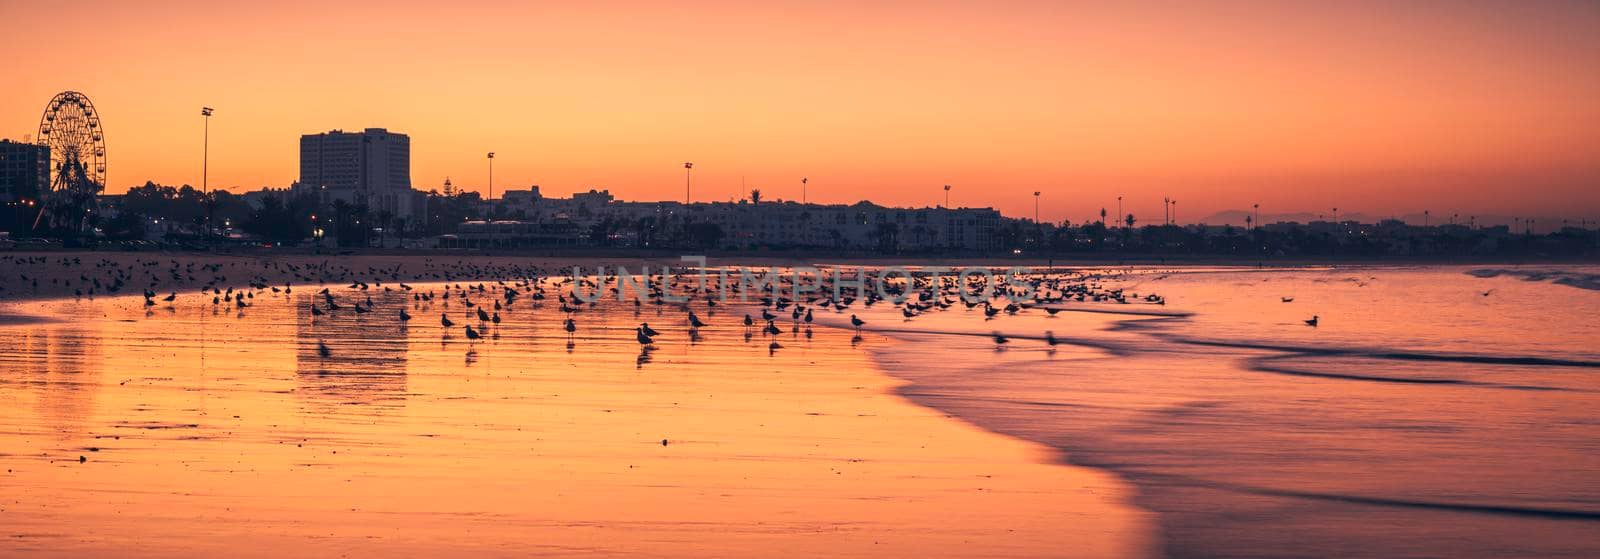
[1171, 199, 1177, 225]
[684, 162, 693, 203]
[201, 106, 213, 235]
[1033, 191, 1041, 223]
[1116, 196, 1123, 228]
[486, 152, 495, 201]
[943, 184, 951, 208]
[801, 177, 808, 204]
[1163, 197, 1170, 225]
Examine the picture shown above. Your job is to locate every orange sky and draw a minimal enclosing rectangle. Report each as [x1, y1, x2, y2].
[2, 0, 1597, 223]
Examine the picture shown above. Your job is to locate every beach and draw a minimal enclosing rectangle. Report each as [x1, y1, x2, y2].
[0, 267, 1152, 558]
[4, 252, 1600, 558]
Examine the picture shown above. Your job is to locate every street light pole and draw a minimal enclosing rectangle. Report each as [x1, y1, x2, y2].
[1033, 191, 1040, 223]
[1116, 196, 1123, 229]
[486, 152, 495, 201]
[201, 106, 213, 236]
[684, 162, 693, 203]
[801, 177, 808, 204]
[943, 184, 951, 208]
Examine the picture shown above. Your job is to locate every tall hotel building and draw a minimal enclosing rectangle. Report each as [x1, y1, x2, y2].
[297, 128, 419, 223]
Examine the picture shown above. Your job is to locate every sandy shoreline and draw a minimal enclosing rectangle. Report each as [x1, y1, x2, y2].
[0, 278, 1154, 557]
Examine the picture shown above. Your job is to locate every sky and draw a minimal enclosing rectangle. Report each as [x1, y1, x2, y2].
[2, 0, 1597, 225]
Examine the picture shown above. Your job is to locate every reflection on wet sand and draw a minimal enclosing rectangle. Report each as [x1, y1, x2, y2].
[1, 327, 103, 446]
[0, 287, 1148, 558]
[294, 291, 410, 412]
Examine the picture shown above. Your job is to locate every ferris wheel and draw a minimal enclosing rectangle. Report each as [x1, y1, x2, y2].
[34, 91, 106, 233]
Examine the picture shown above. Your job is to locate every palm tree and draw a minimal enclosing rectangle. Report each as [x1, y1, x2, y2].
[750, 189, 762, 205]
[1100, 207, 1107, 225]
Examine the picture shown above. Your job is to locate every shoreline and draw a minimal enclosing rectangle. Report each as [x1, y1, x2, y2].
[2, 250, 1592, 304]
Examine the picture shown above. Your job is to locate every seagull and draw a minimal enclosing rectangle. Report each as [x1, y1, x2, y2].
[850, 315, 865, 330]
[1281, 297, 1294, 303]
[441, 314, 455, 328]
[641, 322, 661, 337]
[464, 325, 482, 339]
[992, 331, 1010, 347]
[564, 318, 577, 338]
[1305, 315, 1319, 327]
[636, 327, 654, 346]
[311, 304, 324, 316]
[688, 312, 707, 328]
[316, 340, 332, 358]
[399, 309, 412, 321]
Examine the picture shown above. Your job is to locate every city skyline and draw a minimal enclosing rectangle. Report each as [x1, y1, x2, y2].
[3, 0, 1597, 223]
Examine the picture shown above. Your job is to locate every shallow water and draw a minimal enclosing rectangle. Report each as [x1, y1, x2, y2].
[838, 264, 1600, 558]
[0, 285, 1147, 558]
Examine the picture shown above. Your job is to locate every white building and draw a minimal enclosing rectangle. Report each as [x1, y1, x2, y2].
[297, 128, 421, 224]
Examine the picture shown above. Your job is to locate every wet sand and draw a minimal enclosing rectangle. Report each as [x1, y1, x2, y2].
[829, 265, 1600, 558]
[0, 287, 1150, 557]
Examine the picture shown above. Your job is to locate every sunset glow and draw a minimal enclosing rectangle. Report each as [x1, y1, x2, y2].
[3, 0, 1597, 221]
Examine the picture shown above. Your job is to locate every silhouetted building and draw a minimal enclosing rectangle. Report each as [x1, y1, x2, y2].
[0, 139, 49, 234]
[296, 128, 421, 224]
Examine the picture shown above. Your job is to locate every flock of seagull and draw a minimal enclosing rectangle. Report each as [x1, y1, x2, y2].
[2, 257, 1342, 354]
[130, 266, 1193, 359]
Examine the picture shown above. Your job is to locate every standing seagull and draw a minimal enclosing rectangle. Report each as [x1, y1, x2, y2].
[850, 315, 865, 330]
[441, 314, 455, 328]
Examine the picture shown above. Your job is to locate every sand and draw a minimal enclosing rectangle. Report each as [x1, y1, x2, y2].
[0, 272, 1152, 557]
